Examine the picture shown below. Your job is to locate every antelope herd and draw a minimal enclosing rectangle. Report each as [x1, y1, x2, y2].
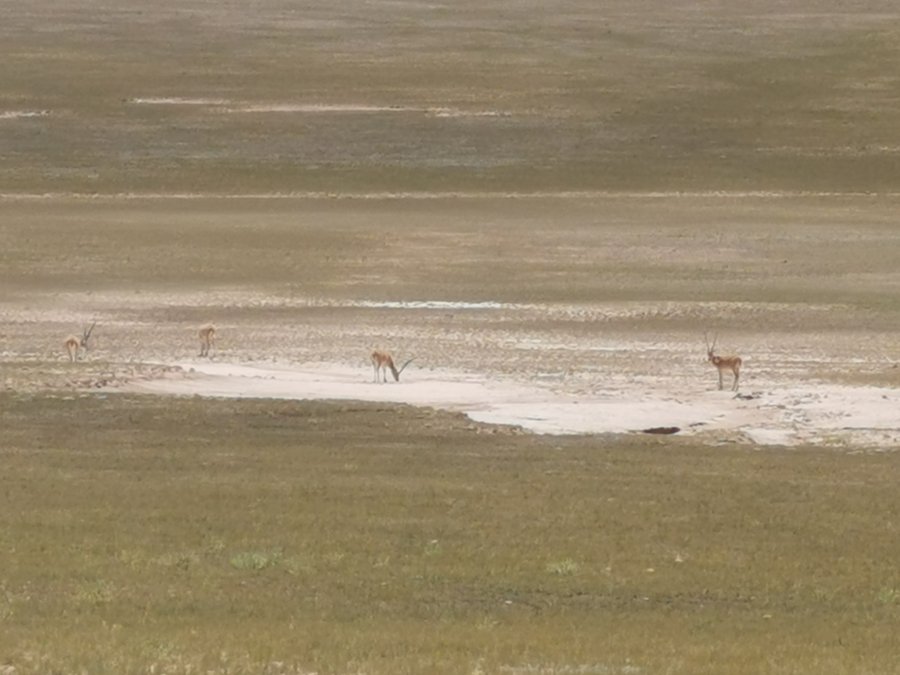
[62, 323, 745, 391]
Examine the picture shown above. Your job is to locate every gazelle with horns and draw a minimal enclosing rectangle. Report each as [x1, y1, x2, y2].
[371, 350, 413, 383]
[705, 332, 742, 391]
[198, 324, 216, 357]
[64, 322, 95, 362]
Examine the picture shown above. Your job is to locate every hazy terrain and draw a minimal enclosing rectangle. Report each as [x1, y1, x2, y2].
[1, 1, 899, 673]
[4, 0, 900, 194]
[1, 195, 898, 446]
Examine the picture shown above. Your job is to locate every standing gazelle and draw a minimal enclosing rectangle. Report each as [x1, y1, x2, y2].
[198, 324, 216, 357]
[705, 332, 742, 391]
[64, 322, 95, 362]
[371, 350, 413, 383]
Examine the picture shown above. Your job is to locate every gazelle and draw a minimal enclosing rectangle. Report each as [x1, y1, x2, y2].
[371, 350, 413, 383]
[198, 324, 216, 357]
[705, 332, 742, 391]
[64, 322, 95, 362]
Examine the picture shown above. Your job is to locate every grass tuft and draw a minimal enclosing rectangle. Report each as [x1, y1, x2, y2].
[544, 559, 581, 576]
[229, 550, 284, 572]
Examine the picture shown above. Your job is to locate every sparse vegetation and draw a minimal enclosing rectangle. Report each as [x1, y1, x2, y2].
[229, 550, 284, 572]
[4, 1, 900, 195]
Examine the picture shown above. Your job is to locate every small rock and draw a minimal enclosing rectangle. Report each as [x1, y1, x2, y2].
[642, 426, 680, 435]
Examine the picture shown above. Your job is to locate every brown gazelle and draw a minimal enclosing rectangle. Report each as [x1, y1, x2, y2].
[198, 324, 216, 357]
[371, 350, 413, 383]
[64, 322, 96, 362]
[705, 332, 742, 391]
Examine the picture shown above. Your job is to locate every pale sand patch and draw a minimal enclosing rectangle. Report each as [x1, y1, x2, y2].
[0, 110, 50, 119]
[117, 360, 900, 447]
[130, 97, 230, 105]
[225, 103, 508, 117]
[229, 103, 417, 113]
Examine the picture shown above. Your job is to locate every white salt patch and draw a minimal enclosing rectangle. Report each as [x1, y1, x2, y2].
[351, 299, 531, 310]
[226, 103, 508, 118]
[469, 398, 719, 435]
[130, 97, 230, 105]
[230, 104, 416, 113]
[0, 110, 50, 119]
[116, 361, 900, 447]
[428, 107, 508, 118]
[797, 386, 897, 430]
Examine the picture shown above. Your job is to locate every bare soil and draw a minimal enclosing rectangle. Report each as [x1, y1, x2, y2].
[2, 194, 897, 449]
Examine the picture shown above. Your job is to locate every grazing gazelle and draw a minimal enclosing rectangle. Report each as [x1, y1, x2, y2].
[371, 350, 413, 383]
[705, 332, 742, 391]
[198, 324, 216, 357]
[64, 322, 96, 362]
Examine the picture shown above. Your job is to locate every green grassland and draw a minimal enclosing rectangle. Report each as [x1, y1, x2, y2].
[0, 393, 898, 674]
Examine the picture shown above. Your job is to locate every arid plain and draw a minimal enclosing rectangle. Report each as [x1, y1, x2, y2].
[3, 194, 899, 447]
[1, 1, 899, 674]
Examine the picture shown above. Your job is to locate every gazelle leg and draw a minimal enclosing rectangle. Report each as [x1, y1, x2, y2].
[718, 370, 724, 390]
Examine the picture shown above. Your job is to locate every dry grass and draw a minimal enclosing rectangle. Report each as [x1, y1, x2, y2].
[4, 1, 900, 194]
[1, 195, 899, 312]
[0, 393, 898, 674]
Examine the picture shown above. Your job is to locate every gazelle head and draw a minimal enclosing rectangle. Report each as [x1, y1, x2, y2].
[704, 332, 718, 362]
[81, 322, 96, 350]
[393, 358, 414, 381]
